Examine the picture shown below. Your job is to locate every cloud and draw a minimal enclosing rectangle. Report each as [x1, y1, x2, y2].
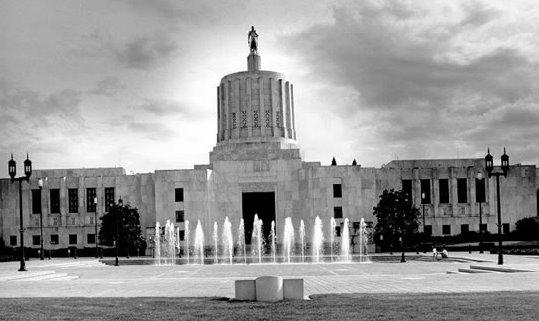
[126, 121, 175, 140]
[281, 0, 539, 164]
[89, 77, 127, 96]
[115, 34, 179, 69]
[137, 99, 194, 117]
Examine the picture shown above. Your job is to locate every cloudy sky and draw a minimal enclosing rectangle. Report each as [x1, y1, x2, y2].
[1, 0, 538, 177]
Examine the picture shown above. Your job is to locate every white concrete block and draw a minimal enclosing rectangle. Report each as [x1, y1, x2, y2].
[235, 279, 256, 301]
[255, 276, 283, 302]
[283, 278, 304, 300]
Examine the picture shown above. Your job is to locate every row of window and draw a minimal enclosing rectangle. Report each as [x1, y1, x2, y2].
[402, 178, 486, 205]
[31, 187, 115, 214]
[9, 234, 96, 246]
[229, 110, 284, 130]
[423, 223, 510, 235]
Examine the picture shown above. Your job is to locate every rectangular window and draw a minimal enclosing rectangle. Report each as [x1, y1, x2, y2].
[32, 235, 40, 246]
[424, 225, 432, 235]
[480, 224, 487, 233]
[333, 184, 342, 198]
[87, 234, 96, 244]
[104, 187, 115, 212]
[461, 224, 469, 234]
[32, 189, 42, 214]
[439, 179, 449, 204]
[68, 188, 78, 213]
[89, 215, 95, 225]
[475, 178, 486, 203]
[502, 223, 510, 234]
[442, 225, 451, 235]
[50, 189, 60, 214]
[175, 188, 184, 202]
[86, 188, 96, 213]
[179, 230, 185, 241]
[50, 234, 59, 245]
[175, 210, 185, 223]
[402, 179, 413, 199]
[333, 207, 343, 219]
[335, 226, 341, 237]
[457, 178, 467, 203]
[10, 235, 17, 246]
[52, 216, 60, 226]
[69, 234, 78, 245]
[420, 179, 431, 204]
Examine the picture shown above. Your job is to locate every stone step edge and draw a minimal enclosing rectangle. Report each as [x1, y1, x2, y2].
[469, 265, 532, 273]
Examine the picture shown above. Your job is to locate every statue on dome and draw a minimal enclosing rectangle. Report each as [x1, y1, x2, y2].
[248, 26, 258, 54]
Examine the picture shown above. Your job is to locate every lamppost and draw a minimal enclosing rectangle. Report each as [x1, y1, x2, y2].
[8, 153, 32, 272]
[38, 178, 44, 260]
[94, 196, 98, 258]
[485, 148, 509, 265]
[114, 198, 123, 267]
[421, 192, 426, 233]
[477, 172, 484, 254]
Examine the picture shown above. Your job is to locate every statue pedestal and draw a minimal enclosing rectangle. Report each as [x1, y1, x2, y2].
[248, 53, 260, 71]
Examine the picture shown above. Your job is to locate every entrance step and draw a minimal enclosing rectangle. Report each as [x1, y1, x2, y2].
[469, 265, 532, 273]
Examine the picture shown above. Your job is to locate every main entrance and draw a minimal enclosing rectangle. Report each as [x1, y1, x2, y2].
[242, 192, 275, 245]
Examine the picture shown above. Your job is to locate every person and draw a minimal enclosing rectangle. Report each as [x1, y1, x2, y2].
[432, 247, 438, 260]
[248, 26, 258, 53]
[441, 248, 449, 259]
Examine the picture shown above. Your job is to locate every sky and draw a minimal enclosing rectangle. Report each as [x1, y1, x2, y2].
[1, 0, 538, 177]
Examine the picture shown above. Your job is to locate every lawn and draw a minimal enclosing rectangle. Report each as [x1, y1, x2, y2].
[1, 292, 538, 320]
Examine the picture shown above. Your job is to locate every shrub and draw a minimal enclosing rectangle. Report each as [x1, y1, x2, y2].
[514, 216, 539, 240]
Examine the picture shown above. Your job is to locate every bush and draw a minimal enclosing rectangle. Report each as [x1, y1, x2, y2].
[514, 217, 539, 240]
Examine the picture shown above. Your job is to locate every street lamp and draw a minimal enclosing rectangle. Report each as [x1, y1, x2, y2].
[8, 153, 32, 272]
[38, 178, 44, 260]
[94, 196, 98, 258]
[477, 172, 484, 254]
[485, 148, 509, 265]
[114, 198, 123, 266]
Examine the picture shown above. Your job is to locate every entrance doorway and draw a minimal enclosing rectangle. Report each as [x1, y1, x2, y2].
[242, 192, 275, 245]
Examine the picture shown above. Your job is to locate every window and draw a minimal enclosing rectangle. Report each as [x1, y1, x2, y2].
[10, 235, 17, 246]
[276, 110, 281, 128]
[32, 235, 40, 246]
[86, 188, 96, 213]
[52, 216, 60, 226]
[503, 223, 510, 234]
[461, 224, 469, 234]
[442, 225, 451, 235]
[69, 234, 78, 245]
[175, 188, 184, 202]
[241, 110, 247, 128]
[179, 230, 185, 241]
[253, 110, 260, 127]
[69, 216, 76, 225]
[480, 224, 487, 233]
[353, 222, 360, 230]
[264, 110, 271, 127]
[457, 178, 467, 203]
[333, 207, 343, 219]
[89, 216, 95, 225]
[175, 210, 185, 223]
[402, 180, 413, 199]
[333, 184, 342, 198]
[87, 234, 95, 244]
[439, 179, 449, 204]
[420, 179, 431, 204]
[424, 225, 432, 235]
[104, 187, 115, 212]
[335, 226, 341, 237]
[50, 234, 59, 245]
[32, 189, 42, 214]
[50, 189, 60, 214]
[68, 188, 78, 213]
[232, 112, 237, 129]
[475, 178, 486, 203]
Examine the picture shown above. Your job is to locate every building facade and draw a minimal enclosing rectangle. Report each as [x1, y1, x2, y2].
[1, 43, 537, 253]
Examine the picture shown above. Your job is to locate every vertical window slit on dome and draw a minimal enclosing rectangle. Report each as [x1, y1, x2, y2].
[276, 110, 281, 127]
[241, 111, 247, 128]
[265, 110, 271, 127]
[232, 112, 237, 129]
[253, 110, 260, 127]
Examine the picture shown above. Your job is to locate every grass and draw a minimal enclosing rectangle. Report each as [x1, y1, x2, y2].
[1, 292, 538, 320]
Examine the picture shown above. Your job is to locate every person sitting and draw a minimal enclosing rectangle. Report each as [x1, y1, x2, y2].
[441, 249, 449, 259]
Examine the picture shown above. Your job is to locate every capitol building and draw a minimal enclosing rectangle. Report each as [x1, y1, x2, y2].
[1, 31, 537, 253]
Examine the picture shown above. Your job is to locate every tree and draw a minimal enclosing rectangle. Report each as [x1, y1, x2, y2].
[331, 157, 337, 166]
[514, 216, 539, 240]
[99, 203, 145, 256]
[373, 189, 420, 260]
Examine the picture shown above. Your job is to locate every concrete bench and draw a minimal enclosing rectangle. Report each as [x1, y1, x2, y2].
[235, 276, 304, 301]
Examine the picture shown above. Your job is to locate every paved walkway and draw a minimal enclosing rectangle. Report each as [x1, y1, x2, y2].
[0, 253, 538, 298]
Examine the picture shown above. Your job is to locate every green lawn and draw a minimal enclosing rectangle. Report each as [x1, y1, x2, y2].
[1, 292, 538, 320]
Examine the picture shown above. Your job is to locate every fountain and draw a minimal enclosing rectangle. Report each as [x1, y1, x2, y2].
[251, 214, 263, 263]
[213, 221, 218, 263]
[341, 218, 351, 262]
[184, 220, 190, 264]
[282, 217, 294, 263]
[358, 218, 370, 263]
[222, 216, 233, 264]
[154, 221, 161, 265]
[299, 220, 305, 262]
[330, 217, 336, 262]
[312, 216, 324, 263]
[194, 220, 204, 264]
[270, 220, 276, 263]
[238, 218, 247, 263]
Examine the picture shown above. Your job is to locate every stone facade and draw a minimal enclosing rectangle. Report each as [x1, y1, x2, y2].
[1, 48, 537, 253]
